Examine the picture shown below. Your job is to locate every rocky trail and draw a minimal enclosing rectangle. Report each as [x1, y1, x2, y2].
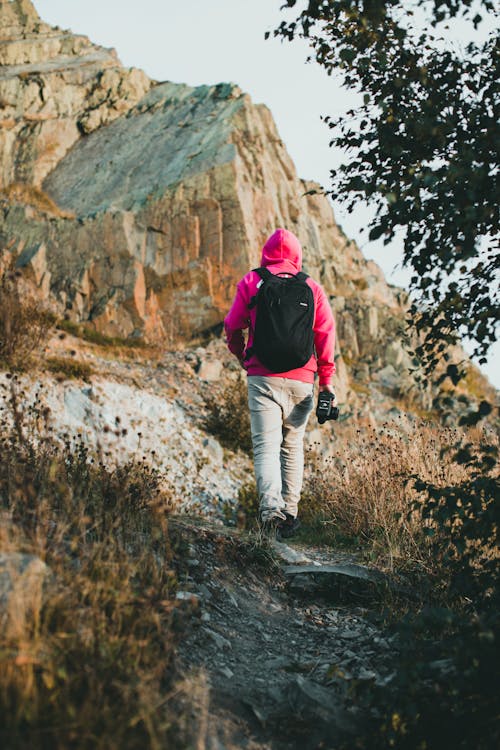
[170, 519, 399, 750]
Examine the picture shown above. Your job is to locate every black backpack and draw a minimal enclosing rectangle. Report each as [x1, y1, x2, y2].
[246, 267, 315, 372]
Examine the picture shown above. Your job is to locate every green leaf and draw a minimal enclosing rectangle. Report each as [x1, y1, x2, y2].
[339, 47, 357, 64]
[369, 225, 385, 241]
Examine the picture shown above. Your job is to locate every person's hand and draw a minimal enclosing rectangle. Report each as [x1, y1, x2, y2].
[320, 384, 337, 404]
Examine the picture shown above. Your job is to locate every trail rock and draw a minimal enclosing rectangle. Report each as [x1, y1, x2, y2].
[198, 359, 223, 382]
[271, 540, 315, 565]
[203, 627, 232, 651]
[284, 562, 390, 601]
[0, 552, 48, 603]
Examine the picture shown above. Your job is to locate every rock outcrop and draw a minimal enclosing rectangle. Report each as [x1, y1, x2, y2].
[1, 0, 493, 418]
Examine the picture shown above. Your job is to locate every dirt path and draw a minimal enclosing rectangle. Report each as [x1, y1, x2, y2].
[171, 519, 398, 750]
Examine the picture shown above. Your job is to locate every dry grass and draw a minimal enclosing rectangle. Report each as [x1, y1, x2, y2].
[301, 421, 490, 574]
[204, 373, 252, 454]
[45, 356, 93, 381]
[57, 319, 148, 350]
[0, 381, 193, 749]
[0, 256, 54, 372]
[1, 182, 75, 219]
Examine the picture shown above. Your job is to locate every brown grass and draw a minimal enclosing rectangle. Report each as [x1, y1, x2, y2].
[0, 255, 55, 371]
[57, 318, 148, 350]
[204, 373, 252, 454]
[45, 356, 93, 381]
[0, 380, 193, 749]
[301, 422, 487, 573]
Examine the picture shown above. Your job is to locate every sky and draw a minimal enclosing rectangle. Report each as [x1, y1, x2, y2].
[34, 0, 499, 387]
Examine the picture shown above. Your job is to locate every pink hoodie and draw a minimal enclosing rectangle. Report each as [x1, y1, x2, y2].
[224, 228, 336, 386]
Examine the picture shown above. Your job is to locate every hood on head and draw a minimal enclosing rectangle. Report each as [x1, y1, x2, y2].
[260, 228, 302, 272]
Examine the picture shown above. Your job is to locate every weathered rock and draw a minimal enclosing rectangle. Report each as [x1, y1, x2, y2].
[0, 2, 400, 351]
[202, 436, 224, 465]
[0, 0, 151, 186]
[0, 551, 48, 602]
[0, 372, 243, 513]
[198, 358, 223, 383]
[284, 562, 390, 601]
[271, 540, 315, 565]
[203, 626, 232, 650]
[372, 364, 401, 393]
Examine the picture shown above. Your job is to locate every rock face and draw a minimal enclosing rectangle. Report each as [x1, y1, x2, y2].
[0, 0, 150, 186]
[0, 369, 243, 512]
[0, 1, 493, 415]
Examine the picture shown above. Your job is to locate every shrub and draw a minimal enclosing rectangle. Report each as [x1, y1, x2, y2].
[0, 383, 191, 749]
[332, 429, 500, 750]
[0, 253, 54, 371]
[414, 439, 499, 607]
[301, 423, 483, 574]
[232, 480, 259, 529]
[45, 356, 94, 381]
[348, 605, 500, 750]
[57, 319, 147, 349]
[204, 374, 252, 454]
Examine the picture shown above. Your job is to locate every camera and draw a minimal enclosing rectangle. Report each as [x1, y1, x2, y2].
[316, 390, 339, 424]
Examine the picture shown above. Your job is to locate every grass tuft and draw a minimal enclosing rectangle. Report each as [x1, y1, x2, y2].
[1, 182, 75, 219]
[57, 319, 147, 349]
[0, 381, 192, 749]
[45, 356, 93, 381]
[0, 252, 54, 372]
[204, 374, 252, 454]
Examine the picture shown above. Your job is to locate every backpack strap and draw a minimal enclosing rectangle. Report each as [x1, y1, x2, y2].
[248, 267, 272, 309]
[253, 267, 272, 280]
[254, 267, 308, 281]
[248, 267, 308, 309]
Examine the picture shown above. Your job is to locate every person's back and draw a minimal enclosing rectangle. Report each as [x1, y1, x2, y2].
[224, 228, 336, 537]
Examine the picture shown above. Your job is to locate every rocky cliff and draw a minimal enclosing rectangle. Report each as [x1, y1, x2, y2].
[0, 0, 493, 419]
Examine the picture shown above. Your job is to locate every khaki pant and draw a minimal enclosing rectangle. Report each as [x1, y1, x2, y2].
[247, 376, 314, 521]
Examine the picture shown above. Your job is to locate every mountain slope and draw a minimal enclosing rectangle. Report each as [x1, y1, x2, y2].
[0, 0, 494, 419]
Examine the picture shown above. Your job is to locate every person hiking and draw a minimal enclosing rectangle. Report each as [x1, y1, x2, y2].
[224, 228, 336, 538]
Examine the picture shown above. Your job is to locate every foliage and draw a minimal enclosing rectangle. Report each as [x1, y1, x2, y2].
[233, 480, 259, 528]
[302, 421, 499, 748]
[348, 606, 500, 750]
[273, 7, 499, 745]
[57, 318, 147, 349]
[273, 0, 499, 373]
[45, 355, 94, 381]
[302, 422, 473, 572]
[413, 437, 499, 606]
[204, 374, 252, 454]
[361, 433, 499, 750]
[0, 381, 191, 749]
[0, 254, 54, 370]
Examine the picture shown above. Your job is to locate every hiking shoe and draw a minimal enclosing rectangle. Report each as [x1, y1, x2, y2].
[259, 512, 284, 540]
[277, 513, 301, 540]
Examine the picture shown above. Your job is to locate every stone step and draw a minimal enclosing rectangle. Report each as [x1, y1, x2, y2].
[283, 561, 391, 601]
